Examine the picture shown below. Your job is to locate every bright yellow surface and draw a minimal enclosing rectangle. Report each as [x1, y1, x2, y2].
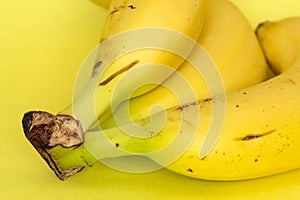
[1, 0, 300, 199]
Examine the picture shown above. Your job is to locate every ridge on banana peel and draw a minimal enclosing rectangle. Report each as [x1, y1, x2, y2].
[98, 0, 269, 129]
[22, 17, 300, 181]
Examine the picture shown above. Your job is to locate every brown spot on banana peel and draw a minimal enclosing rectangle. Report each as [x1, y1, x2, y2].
[128, 5, 137, 9]
[187, 168, 193, 173]
[99, 60, 140, 86]
[236, 129, 276, 141]
[22, 111, 85, 181]
[110, 8, 120, 15]
[176, 98, 212, 111]
[109, 3, 136, 16]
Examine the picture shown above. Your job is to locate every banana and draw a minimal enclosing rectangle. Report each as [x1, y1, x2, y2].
[22, 17, 300, 181]
[165, 17, 300, 180]
[21, 0, 207, 180]
[256, 18, 300, 75]
[99, 0, 269, 129]
[58, 0, 207, 130]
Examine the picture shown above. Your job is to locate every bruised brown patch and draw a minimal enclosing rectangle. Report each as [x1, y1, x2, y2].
[99, 60, 140, 86]
[22, 111, 85, 180]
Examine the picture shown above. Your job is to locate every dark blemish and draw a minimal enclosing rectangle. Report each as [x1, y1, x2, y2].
[22, 111, 34, 136]
[236, 104, 239, 108]
[115, 143, 119, 148]
[99, 60, 140, 86]
[177, 98, 212, 111]
[94, 61, 102, 68]
[128, 5, 136, 9]
[237, 129, 276, 141]
[110, 9, 119, 15]
[254, 158, 258, 162]
[187, 168, 193, 173]
[91, 61, 103, 77]
[177, 104, 189, 111]
[243, 92, 247, 95]
[110, 4, 135, 16]
[81, 156, 93, 167]
[202, 98, 212, 103]
[201, 156, 207, 161]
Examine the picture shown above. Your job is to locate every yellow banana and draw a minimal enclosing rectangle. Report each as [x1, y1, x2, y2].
[29, 0, 206, 131]
[256, 18, 300, 74]
[22, 16, 300, 181]
[164, 17, 300, 180]
[21, 0, 207, 180]
[99, 0, 269, 129]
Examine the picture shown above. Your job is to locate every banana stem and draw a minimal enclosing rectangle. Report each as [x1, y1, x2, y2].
[22, 111, 97, 180]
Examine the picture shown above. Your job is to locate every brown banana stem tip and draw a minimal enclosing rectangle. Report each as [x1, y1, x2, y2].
[22, 111, 85, 180]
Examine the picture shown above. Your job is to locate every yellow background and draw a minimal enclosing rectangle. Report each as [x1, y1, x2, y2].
[1, 0, 300, 199]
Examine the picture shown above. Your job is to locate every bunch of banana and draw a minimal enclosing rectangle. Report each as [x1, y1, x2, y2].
[21, 0, 269, 180]
[66, 16, 300, 181]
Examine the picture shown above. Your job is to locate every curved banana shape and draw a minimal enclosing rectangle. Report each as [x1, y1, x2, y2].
[59, 0, 207, 130]
[164, 17, 300, 180]
[22, 17, 300, 181]
[99, 0, 269, 129]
